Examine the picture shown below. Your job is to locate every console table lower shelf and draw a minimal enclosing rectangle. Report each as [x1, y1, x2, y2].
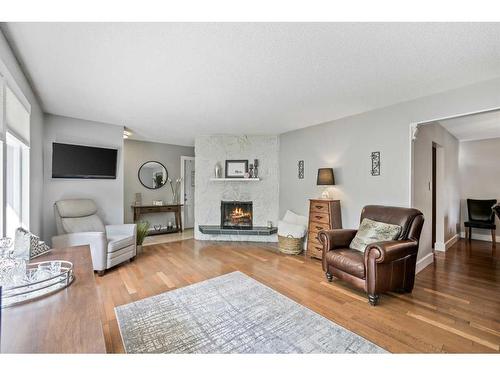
[131, 204, 183, 234]
[198, 225, 277, 236]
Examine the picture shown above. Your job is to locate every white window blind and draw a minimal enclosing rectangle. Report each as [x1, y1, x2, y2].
[6, 85, 30, 145]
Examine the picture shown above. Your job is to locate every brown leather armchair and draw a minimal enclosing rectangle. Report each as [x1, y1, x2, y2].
[318, 205, 424, 306]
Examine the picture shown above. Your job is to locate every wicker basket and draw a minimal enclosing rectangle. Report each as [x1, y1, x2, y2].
[278, 234, 304, 255]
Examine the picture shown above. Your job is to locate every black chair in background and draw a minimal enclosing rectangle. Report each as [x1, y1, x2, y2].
[464, 199, 497, 247]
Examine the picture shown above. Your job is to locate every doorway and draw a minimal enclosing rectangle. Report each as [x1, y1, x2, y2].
[180, 156, 195, 229]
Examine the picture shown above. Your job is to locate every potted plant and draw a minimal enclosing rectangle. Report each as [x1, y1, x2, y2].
[136, 221, 150, 255]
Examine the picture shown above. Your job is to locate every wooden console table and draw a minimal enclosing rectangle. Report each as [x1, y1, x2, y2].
[0, 246, 106, 353]
[131, 204, 183, 233]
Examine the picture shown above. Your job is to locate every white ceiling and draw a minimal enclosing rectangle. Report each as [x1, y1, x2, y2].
[438, 110, 500, 142]
[2, 23, 500, 146]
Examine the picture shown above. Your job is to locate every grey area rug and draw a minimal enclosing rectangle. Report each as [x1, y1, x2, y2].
[115, 271, 386, 353]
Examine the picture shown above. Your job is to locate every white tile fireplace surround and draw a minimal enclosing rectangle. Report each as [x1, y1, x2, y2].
[195, 135, 279, 242]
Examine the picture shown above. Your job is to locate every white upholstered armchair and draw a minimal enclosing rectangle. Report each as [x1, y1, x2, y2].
[52, 199, 136, 275]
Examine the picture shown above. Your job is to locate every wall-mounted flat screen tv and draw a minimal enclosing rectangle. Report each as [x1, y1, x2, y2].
[52, 142, 118, 179]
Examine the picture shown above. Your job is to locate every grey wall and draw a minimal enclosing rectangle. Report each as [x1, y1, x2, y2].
[413, 122, 460, 258]
[195, 135, 279, 242]
[0, 29, 44, 238]
[279, 77, 500, 266]
[459, 137, 500, 239]
[43, 114, 124, 243]
[123, 139, 194, 224]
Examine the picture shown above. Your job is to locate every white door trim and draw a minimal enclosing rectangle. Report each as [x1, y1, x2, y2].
[180, 156, 195, 230]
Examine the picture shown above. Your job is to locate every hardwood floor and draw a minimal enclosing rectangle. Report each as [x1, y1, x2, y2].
[94, 238, 500, 353]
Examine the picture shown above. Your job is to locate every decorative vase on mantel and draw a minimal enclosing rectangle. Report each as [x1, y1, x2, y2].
[214, 162, 222, 179]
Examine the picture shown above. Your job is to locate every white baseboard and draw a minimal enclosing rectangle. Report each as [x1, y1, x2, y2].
[460, 231, 499, 243]
[434, 233, 460, 252]
[416, 252, 434, 274]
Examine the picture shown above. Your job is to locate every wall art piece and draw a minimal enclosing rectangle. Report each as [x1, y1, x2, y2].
[371, 152, 380, 176]
[225, 160, 248, 178]
[298, 160, 304, 179]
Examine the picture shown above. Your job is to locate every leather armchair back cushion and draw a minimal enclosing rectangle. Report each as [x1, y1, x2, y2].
[61, 215, 105, 234]
[467, 199, 496, 222]
[55, 199, 98, 218]
[54, 199, 105, 234]
[360, 205, 423, 240]
[349, 218, 401, 252]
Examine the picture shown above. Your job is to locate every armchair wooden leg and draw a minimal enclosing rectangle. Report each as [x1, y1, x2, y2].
[468, 227, 472, 241]
[368, 294, 379, 306]
[492, 229, 496, 248]
[325, 272, 333, 282]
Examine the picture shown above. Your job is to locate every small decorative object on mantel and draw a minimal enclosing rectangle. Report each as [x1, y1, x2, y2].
[253, 159, 259, 178]
[152, 200, 164, 206]
[371, 151, 380, 176]
[267, 221, 273, 229]
[214, 162, 222, 178]
[225, 160, 248, 178]
[298, 160, 304, 179]
[317, 168, 335, 199]
[248, 163, 254, 178]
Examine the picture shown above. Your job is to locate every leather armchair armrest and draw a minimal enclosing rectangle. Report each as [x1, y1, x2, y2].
[318, 229, 358, 251]
[318, 229, 357, 271]
[364, 240, 418, 264]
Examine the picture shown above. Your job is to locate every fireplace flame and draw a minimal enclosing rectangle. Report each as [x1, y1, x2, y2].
[231, 207, 251, 220]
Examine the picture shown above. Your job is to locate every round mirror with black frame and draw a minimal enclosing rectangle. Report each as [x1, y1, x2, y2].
[138, 161, 168, 189]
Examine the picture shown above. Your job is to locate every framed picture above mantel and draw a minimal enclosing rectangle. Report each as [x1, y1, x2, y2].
[225, 160, 248, 178]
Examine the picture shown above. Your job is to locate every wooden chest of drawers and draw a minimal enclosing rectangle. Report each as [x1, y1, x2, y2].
[307, 199, 342, 259]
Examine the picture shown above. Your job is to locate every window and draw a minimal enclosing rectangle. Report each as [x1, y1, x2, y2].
[0, 80, 31, 238]
[5, 132, 29, 238]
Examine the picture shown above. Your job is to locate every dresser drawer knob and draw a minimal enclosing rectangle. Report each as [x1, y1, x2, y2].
[315, 216, 323, 219]
[315, 226, 323, 230]
[315, 205, 324, 209]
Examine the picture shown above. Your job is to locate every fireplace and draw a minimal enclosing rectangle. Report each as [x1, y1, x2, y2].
[221, 201, 253, 229]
